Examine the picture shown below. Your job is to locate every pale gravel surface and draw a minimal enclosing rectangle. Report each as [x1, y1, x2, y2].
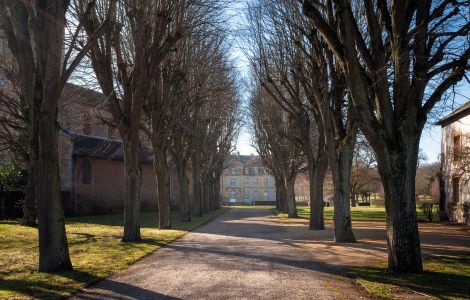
[73, 208, 370, 300]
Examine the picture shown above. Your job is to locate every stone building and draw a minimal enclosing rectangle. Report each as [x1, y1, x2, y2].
[57, 83, 159, 215]
[437, 101, 470, 224]
[221, 155, 276, 205]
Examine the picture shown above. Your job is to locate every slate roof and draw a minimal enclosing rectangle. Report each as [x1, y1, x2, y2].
[70, 133, 153, 163]
[435, 100, 470, 127]
[224, 154, 264, 167]
[61, 83, 107, 107]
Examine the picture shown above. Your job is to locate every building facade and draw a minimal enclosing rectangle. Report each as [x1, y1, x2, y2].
[221, 155, 276, 205]
[437, 101, 470, 224]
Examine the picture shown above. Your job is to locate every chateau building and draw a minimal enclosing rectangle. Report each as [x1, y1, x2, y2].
[221, 155, 276, 205]
[437, 101, 470, 224]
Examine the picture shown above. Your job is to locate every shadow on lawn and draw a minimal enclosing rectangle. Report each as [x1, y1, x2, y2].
[349, 254, 470, 299]
[0, 270, 103, 299]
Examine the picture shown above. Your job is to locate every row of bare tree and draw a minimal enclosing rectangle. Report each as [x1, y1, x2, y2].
[0, 0, 239, 272]
[246, 0, 469, 273]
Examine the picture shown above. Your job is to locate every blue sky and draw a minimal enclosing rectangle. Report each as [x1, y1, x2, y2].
[227, 2, 469, 164]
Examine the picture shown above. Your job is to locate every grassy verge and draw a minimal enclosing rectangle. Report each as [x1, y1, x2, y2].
[273, 206, 439, 222]
[223, 205, 275, 209]
[0, 208, 227, 300]
[350, 253, 470, 299]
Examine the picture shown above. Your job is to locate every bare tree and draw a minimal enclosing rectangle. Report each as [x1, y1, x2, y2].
[302, 0, 470, 272]
[0, 47, 36, 226]
[245, 2, 328, 226]
[0, 0, 113, 271]
[81, 0, 183, 240]
[251, 87, 305, 217]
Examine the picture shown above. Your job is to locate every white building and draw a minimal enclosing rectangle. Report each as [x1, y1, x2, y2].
[221, 155, 276, 205]
[437, 101, 470, 224]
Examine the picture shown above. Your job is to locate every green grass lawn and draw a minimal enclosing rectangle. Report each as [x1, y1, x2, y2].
[274, 206, 439, 222]
[350, 253, 470, 299]
[0, 208, 227, 300]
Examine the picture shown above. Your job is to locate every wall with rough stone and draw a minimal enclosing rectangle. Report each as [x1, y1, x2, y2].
[441, 114, 470, 224]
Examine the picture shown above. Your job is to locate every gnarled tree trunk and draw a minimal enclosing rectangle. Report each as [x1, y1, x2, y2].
[122, 136, 141, 242]
[37, 103, 72, 272]
[285, 176, 297, 218]
[378, 138, 423, 273]
[21, 156, 37, 226]
[202, 175, 210, 213]
[309, 152, 327, 230]
[154, 150, 171, 229]
[191, 152, 202, 217]
[177, 161, 190, 222]
[329, 140, 356, 243]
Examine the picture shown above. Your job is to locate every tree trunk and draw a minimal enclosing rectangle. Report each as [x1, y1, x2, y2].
[191, 152, 202, 217]
[177, 161, 190, 222]
[154, 151, 171, 229]
[209, 175, 216, 211]
[202, 175, 210, 213]
[21, 159, 37, 226]
[122, 136, 141, 242]
[37, 108, 72, 272]
[351, 194, 356, 207]
[309, 156, 327, 230]
[275, 178, 282, 210]
[279, 179, 288, 213]
[214, 172, 222, 209]
[285, 177, 297, 218]
[378, 145, 423, 273]
[330, 142, 356, 243]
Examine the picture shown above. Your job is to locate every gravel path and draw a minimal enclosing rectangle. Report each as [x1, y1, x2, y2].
[74, 208, 369, 300]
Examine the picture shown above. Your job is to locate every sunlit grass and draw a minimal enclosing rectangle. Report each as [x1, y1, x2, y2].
[0, 208, 227, 300]
[350, 253, 470, 299]
[274, 206, 439, 222]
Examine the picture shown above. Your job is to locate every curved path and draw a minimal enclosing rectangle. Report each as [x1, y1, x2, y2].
[74, 208, 368, 299]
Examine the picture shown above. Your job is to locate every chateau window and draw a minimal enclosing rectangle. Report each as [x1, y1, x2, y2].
[244, 178, 249, 186]
[264, 190, 269, 201]
[254, 179, 259, 186]
[230, 191, 237, 200]
[244, 190, 249, 200]
[81, 159, 92, 184]
[230, 168, 235, 175]
[249, 167, 254, 175]
[230, 178, 236, 187]
[264, 178, 268, 186]
[452, 177, 460, 204]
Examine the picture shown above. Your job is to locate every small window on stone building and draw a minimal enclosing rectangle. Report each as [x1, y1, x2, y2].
[254, 179, 259, 186]
[453, 134, 461, 161]
[264, 178, 268, 186]
[82, 159, 92, 184]
[231, 178, 236, 187]
[452, 177, 460, 204]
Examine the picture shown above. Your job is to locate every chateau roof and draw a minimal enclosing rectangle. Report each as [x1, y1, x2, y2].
[67, 132, 153, 163]
[61, 83, 106, 108]
[435, 100, 470, 127]
[224, 154, 265, 168]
